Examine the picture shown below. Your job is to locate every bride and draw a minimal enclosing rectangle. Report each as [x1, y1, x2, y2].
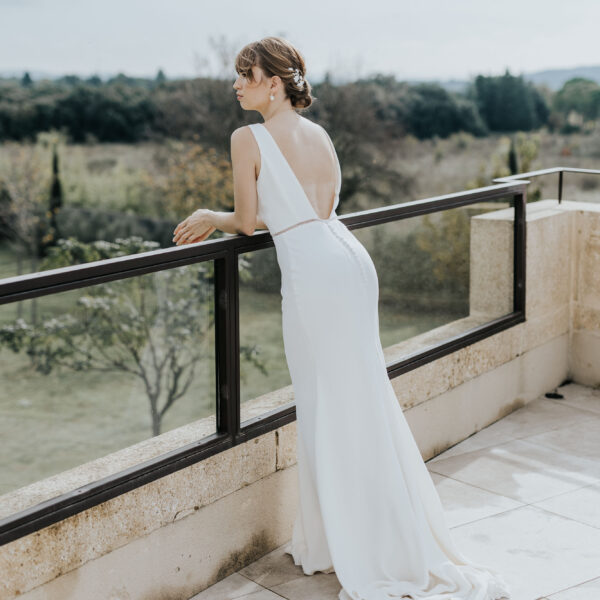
[173, 36, 511, 600]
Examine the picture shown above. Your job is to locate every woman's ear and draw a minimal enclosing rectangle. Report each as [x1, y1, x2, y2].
[271, 75, 283, 93]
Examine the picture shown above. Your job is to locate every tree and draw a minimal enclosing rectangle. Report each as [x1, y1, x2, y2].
[404, 83, 487, 139]
[48, 142, 63, 243]
[310, 77, 416, 207]
[155, 69, 167, 85]
[514, 131, 541, 201]
[508, 137, 519, 174]
[470, 69, 549, 132]
[0, 236, 268, 436]
[143, 139, 235, 220]
[553, 77, 600, 122]
[54, 84, 156, 143]
[416, 210, 471, 300]
[0, 141, 53, 320]
[60, 75, 82, 87]
[86, 75, 103, 86]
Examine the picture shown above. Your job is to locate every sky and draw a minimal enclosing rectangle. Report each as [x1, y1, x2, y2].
[1, 0, 599, 83]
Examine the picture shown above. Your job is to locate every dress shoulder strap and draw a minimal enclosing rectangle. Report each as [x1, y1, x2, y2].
[247, 123, 270, 153]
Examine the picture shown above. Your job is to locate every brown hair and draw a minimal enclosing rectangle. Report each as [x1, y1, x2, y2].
[235, 36, 314, 110]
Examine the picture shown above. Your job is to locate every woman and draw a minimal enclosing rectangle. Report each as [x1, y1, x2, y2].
[173, 36, 511, 600]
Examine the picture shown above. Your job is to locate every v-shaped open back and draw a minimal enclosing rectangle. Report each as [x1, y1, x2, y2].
[248, 121, 341, 237]
[258, 123, 340, 221]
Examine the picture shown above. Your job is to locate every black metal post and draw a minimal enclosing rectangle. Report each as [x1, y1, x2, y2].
[214, 250, 240, 438]
[513, 191, 527, 318]
[558, 171, 563, 203]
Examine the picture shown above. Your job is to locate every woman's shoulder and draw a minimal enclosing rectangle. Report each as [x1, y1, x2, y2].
[300, 115, 326, 134]
[297, 116, 334, 149]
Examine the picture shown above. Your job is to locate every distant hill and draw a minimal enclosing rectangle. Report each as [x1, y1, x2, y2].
[0, 69, 187, 81]
[2, 64, 600, 93]
[0, 69, 95, 80]
[406, 64, 600, 94]
[523, 65, 600, 90]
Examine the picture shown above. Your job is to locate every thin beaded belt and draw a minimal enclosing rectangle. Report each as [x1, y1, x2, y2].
[272, 215, 338, 237]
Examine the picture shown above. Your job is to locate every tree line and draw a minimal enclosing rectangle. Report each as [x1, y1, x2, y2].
[1, 68, 598, 149]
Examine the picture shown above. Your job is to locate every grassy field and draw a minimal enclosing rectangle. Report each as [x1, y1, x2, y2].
[0, 128, 597, 230]
[384, 128, 600, 206]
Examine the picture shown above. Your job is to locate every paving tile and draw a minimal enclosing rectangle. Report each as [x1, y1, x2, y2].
[450, 504, 600, 600]
[428, 393, 596, 463]
[429, 471, 523, 528]
[427, 394, 595, 463]
[428, 438, 600, 503]
[534, 482, 600, 529]
[189, 572, 265, 600]
[546, 383, 600, 417]
[238, 542, 307, 589]
[546, 576, 600, 599]
[427, 426, 520, 463]
[269, 571, 341, 600]
[521, 415, 600, 461]
[235, 590, 287, 600]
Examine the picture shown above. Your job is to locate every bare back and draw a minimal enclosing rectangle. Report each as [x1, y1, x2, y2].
[257, 116, 338, 220]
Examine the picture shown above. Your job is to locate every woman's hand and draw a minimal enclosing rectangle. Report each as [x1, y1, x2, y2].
[173, 209, 217, 245]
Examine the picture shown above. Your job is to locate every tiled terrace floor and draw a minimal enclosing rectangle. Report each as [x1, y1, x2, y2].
[191, 382, 600, 600]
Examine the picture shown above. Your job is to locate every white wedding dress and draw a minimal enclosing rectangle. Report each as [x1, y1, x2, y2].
[247, 121, 511, 600]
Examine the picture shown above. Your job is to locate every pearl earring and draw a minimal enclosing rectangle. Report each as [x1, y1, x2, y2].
[270, 94, 274, 101]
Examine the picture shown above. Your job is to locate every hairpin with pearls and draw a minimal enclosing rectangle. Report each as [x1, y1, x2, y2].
[288, 67, 305, 89]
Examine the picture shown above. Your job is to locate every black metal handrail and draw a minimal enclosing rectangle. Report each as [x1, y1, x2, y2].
[493, 166, 600, 203]
[0, 179, 527, 546]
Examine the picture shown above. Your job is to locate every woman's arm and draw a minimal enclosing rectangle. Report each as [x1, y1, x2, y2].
[206, 126, 260, 236]
[207, 209, 267, 235]
[206, 210, 267, 236]
[173, 127, 262, 244]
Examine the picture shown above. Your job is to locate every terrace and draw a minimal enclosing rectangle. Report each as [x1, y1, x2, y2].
[192, 381, 600, 600]
[0, 167, 599, 600]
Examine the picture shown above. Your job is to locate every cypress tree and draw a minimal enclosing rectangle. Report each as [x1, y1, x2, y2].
[48, 142, 63, 244]
[508, 136, 519, 174]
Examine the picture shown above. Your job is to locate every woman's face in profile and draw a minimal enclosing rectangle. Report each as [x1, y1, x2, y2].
[233, 65, 270, 109]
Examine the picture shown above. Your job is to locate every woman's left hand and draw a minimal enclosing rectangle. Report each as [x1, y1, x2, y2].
[173, 209, 216, 245]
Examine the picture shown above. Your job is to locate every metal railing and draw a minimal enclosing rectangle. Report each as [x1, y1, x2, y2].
[493, 166, 600, 202]
[0, 179, 528, 546]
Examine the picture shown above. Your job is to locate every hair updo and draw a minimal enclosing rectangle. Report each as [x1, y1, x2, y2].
[235, 36, 314, 110]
